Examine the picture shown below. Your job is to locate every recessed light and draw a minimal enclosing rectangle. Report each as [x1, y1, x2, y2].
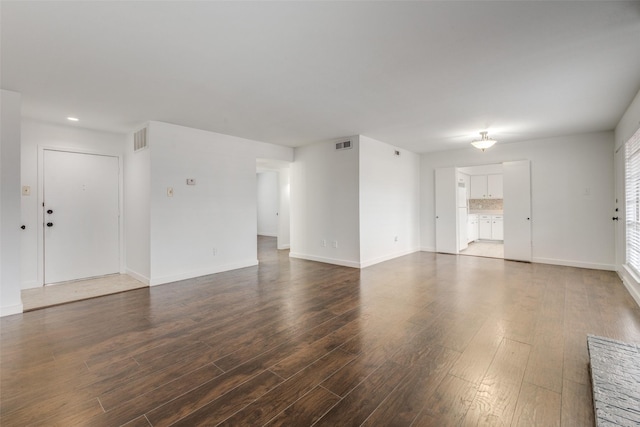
[67, 117, 79, 122]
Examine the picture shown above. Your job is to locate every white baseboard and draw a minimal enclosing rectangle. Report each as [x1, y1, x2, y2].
[150, 259, 259, 286]
[1, 303, 23, 317]
[618, 265, 640, 308]
[289, 252, 360, 269]
[21, 280, 40, 290]
[421, 246, 436, 253]
[125, 269, 150, 285]
[360, 248, 421, 268]
[257, 232, 277, 237]
[532, 257, 616, 271]
[277, 244, 290, 250]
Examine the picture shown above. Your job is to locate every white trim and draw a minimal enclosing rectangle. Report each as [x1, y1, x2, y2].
[149, 260, 259, 286]
[277, 244, 290, 250]
[532, 257, 616, 271]
[257, 232, 277, 237]
[0, 303, 24, 317]
[618, 264, 640, 308]
[38, 146, 124, 286]
[421, 246, 436, 252]
[360, 248, 420, 268]
[125, 269, 150, 286]
[289, 252, 360, 268]
[21, 280, 39, 290]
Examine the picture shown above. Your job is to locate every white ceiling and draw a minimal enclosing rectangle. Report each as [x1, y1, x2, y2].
[2, 1, 640, 153]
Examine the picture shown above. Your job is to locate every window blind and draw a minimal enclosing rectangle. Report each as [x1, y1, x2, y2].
[625, 126, 640, 275]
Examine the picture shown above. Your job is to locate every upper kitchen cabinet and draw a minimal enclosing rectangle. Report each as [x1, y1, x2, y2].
[470, 174, 503, 199]
[470, 175, 487, 199]
[487, 174, 503, 198]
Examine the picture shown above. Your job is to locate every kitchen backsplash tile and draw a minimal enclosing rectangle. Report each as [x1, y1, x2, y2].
[469, 199, 503, 210]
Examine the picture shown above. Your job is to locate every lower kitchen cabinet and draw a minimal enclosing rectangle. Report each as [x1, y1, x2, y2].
[491, 216, 504, 240]
[467, 214, 478, 243]
[479, 215, 492, 239]
[477, 214, 503, 241]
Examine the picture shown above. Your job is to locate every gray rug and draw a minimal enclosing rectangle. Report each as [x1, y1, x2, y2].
[587, 335, 640, 427]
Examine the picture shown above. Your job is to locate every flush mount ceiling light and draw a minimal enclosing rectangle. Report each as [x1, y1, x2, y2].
[471, 131, 497, 151]
[67, 116, 79, 122]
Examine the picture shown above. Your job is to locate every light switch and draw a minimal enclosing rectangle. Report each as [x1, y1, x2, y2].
[186, 178, 196, 185]
[167, 187, 174, 197]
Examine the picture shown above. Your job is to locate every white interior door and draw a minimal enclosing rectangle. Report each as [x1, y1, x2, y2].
[503, 160, 532, 262]
[435, 167, 458, 254]
[44, 150, 119, 284]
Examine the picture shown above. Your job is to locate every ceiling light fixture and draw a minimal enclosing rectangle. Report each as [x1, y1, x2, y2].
[471, 131, 497, 151]
[67, 117, 79, 122]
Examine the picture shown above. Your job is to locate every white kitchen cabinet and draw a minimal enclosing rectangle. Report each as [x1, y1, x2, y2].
[479, 215, 492, 239]
[467, 214, 478, 243]
[487, 174, 503, 199]
[470, 175, 488, 199]
[470, 174, 503, 199]
[477, 214, 503, 240]
[491, 216, 504, 240]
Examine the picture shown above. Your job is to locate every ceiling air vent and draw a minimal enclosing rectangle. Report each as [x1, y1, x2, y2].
[335, 140, 352, 150]
[134, 127, 148, 152]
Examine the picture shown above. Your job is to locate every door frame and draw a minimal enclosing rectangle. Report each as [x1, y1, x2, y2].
[37, 146, 124, 286]
[447, 160, 532, 260]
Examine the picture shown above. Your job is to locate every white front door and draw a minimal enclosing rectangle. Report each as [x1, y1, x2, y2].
[44, 150, 120, 284]
[435, 167, 458, 254]
[503, 160, 532, 262]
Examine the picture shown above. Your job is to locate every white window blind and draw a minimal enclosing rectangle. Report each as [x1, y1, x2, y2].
[625, 126, 640, 275]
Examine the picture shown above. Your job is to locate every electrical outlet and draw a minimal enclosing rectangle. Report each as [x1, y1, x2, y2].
[394, 236, 398, 242]
[186, 178, 196, 185]
[321, 239, 326, 247]
[213, 248, 217, 256]
[167, 187, 174, 197]
[332, 240, 338, 248]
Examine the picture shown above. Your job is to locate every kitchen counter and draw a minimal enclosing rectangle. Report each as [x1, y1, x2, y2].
[469, 210, 503, 215]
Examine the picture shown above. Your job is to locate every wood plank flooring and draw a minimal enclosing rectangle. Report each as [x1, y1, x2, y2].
[2, 236, 640, 426]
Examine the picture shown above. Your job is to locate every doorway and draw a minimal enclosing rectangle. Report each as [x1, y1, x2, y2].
[42, 149, 120, 284]
[459, 164, 505, 259]
[435, 160, 531, 262]
[256, 159, 291, 259]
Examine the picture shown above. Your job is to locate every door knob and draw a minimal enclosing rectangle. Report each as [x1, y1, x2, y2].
[46, 222, 53, 227]
[21, 225, 26, 230]
[47, 209, 53, 214]
[612, 217, 619, 221]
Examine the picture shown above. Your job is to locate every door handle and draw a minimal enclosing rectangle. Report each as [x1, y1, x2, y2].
[46, 222, 53, 227]
[21, 225, 26, 230]
[612, 217, 619, 221]
[47, 209, 53, 214]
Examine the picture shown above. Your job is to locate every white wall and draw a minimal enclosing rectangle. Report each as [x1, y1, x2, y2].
[1, 90, 23, 316]
[147, 121, 293, 285]
[278, 168, 291, 250]
[615, 88, 640, 306]
[359, 135, 420, 267]
[124, 129, 151, 283]
[20, 120, 126, 289]
[256, 171, 279, 237]
[290, 137, 361, 267]
[421, 131, 615, 270]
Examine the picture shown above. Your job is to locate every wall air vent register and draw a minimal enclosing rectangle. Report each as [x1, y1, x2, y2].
[134, 127, 148, 152]
[335, 141, 352, 150]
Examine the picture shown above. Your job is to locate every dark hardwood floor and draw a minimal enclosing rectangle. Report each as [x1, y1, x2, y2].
[2, 236, 640, 426]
